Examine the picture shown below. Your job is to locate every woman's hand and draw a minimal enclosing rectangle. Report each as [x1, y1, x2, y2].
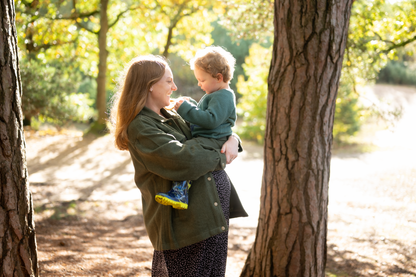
[221, 135, 239, 164]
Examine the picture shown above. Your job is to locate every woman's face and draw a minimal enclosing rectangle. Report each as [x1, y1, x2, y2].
[148, 67, 177, 111]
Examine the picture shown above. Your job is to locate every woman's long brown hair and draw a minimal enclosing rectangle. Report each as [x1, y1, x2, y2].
[110, 55, 167, 150]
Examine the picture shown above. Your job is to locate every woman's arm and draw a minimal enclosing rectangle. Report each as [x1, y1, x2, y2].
[129, 118, 227, 181]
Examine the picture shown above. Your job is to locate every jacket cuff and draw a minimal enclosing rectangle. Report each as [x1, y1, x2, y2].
[231, 133, 243, 153]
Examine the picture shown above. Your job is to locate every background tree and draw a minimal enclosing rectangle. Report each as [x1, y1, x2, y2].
[72, 0, 139, 127]
[0, 0, 38, 275]
[16, 0, 140, 128]
[240, 0, 353, 276]
[19, 57, 95, 127]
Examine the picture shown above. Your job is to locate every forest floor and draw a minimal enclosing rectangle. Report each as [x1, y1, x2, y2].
[26, 85, 416, 276]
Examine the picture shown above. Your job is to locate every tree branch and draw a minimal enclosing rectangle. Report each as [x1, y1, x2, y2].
[374, 32, 395, 45]
[76, 21, 99, 34]
[55, 10, 100, 20]
[162, 1, 199, 57]
[108, 5, 141, 29]
[154, 0, 168, 16]
[28, 38, 78, 52]
[382, 35, 416, 53]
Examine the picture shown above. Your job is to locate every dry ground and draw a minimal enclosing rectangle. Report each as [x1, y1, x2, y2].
[27, 85, 416, 276]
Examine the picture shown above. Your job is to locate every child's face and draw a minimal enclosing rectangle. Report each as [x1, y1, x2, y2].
[194, 67, 223, 94]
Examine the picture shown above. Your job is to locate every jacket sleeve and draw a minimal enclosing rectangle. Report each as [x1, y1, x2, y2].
[128, 117, 227, 181]
[177, 90, 235, 129]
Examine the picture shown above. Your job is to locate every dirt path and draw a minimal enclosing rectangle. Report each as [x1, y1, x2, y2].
[27, 85, 416, 276]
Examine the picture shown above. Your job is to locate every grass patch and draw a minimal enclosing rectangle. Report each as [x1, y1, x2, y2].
[34, 200, 84, 221]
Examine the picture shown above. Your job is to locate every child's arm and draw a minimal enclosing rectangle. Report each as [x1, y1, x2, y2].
[177, 90, 235, 129]
[174, 97, 196, 110]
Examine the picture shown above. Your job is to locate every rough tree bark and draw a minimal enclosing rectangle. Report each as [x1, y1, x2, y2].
[241, 0, 352, 276]
[0, 0, 38, 276]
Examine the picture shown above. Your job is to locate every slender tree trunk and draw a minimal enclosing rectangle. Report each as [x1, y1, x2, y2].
[96, 0, 109, 125]
[0, 0, 39, 276]
[241, 0, 352, 276]
[162, 25, 174, 58]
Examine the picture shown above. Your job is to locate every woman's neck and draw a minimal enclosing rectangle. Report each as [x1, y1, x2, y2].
[145, 102, 163, 116]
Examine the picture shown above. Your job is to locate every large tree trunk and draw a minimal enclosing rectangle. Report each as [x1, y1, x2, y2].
[241, 0, 352, 276]
[96, 0, 109, 125]
[0, 0, 39, 276]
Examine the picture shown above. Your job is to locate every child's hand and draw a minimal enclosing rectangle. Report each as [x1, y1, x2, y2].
[174, 99, 185, 110]
[165, 99, 176, 110]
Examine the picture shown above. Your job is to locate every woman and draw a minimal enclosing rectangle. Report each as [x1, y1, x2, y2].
[110, 55, 247, 276]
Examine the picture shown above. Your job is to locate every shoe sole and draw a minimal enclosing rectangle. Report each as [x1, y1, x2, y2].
[155, 195, 188, 210]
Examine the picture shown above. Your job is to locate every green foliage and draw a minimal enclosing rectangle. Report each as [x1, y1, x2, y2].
[236, 44, 271, 144]
[162, 21, 253, 101]
[85, 121, 108, 136]
[220, 0, 416, 87]
[218, 0, 273, 42]
[344, 0, 416, 85]
[20, 57, 96, 126]
[35, 200, 82, 220]
[167, 53, 204, 100]
[333, 82, 365, 144]
[77, 77, 97, 104]
[211, 21, 253, 96]
[377, 60, 416, 86]
[236, 44, 365, 144]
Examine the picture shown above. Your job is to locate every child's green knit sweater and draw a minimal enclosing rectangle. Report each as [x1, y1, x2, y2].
[176, 88, 236, 139]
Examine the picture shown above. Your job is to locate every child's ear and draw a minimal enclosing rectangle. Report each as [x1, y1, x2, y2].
[216, 73, 224, 82]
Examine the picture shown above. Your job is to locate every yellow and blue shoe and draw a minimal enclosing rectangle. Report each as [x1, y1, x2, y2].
[155, 181, 191, 210]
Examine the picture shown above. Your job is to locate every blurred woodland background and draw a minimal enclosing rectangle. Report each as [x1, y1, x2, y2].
[15, 0, 416, 144]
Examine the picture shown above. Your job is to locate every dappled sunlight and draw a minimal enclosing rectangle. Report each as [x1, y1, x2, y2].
[36, 214, 152, 276]
[26, 133, 138, 203]
[327, 85, 416, 275]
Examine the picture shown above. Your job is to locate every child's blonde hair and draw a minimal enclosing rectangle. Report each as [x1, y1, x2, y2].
[190, 46, 236, 83]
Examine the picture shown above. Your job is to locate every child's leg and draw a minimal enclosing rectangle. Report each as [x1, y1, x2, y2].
[155, 181, 191, 209]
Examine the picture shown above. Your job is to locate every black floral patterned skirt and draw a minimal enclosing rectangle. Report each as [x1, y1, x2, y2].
[151, 170, 231, 277]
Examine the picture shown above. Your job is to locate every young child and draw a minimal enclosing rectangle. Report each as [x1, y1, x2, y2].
[155, 46, 237, 209]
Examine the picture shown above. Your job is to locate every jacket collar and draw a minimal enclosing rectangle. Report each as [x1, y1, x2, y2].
[139, 106, 181, 123]
[139, 106, 192, 141]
